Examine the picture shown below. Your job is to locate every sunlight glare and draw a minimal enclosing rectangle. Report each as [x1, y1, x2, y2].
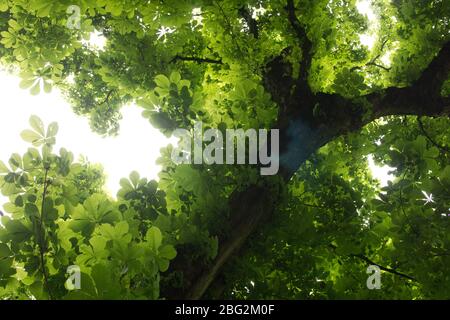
[0, 70, 174, 209]
[368, 154, 394, 187]
[356, 0, 379, 50]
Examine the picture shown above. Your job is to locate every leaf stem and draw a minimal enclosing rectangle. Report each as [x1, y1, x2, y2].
[417, 116, 450, 153]
[38, 167, 53, 300]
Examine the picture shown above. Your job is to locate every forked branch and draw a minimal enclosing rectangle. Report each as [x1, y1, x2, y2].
[285, 0, 313, 84]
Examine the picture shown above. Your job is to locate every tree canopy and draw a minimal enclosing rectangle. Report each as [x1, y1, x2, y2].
[0, 0, 449, 299]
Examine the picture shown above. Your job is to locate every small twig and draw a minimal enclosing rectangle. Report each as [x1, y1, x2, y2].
[431, 252, 450, 257]
[297, 200, 329, 210]
[366, 62, 391, 71]
[351, 38, 391, 72]
[418, 117, 450, 153]
[328, 244, 416, 281]
[100, 89, 114, 106]
[351, 62, 391, 72]
[350, 253, 416, 281]
[169, 55, 223, 65]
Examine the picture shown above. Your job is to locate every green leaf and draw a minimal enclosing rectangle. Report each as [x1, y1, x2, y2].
[90, 263, 121, 299]
[119, 178, 133, 191]
[46, 122, 58, 138]
[64, 272, 97, 299]
[157, 257, 170, 272]
[146, 226, 162, 251]
[43, 81, 52, 94]
[2, 218, 32, 242]
[8, 19, 21, 31]
[147, 92, 160, 106]
[0, 257, 14, 278]
[0, 160, 9, 174]
[159, 244, 177, 260]
[440, 165, 450, 186]
[178, 79, 191, 89]
[30, 81, 41, 96]
[19, 79, 36, 89]
[129, 171, 140, 186]
[29, 115, 45, 136]
[9, 153, 22, 170]
[20, 130, 43, 145]
[170, 71, 181, 84]
[0, 2, 8, 12]
[24, 203, 39, 218]
[14, 195, 24, 207]
[413, 136, 427, 155]
[154, 75, 170, 89]
[0, 243, 12, 259]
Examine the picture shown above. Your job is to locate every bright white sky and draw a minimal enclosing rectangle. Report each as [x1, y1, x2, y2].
[0, 70, 174, 207]
[356, 0, 378, 50]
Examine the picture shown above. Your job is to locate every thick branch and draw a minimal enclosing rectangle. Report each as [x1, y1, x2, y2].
[371, 41, 450, 119]
[415, 41, 450, 94]
[279, 40, 450, 176]
[186, 185, 276, 299]
[162, 185, 277, 300]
